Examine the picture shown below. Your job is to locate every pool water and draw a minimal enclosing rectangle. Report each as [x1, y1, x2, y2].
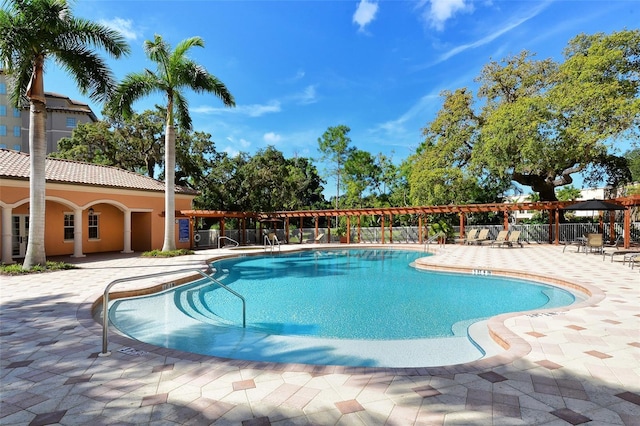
[108, 249, 577, 367]
[204, 249, 574, 339]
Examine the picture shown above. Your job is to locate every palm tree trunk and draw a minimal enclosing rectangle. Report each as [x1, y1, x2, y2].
[23, 98, 47, 268]
[23, 58, 47, 269]
[161, 124, 176, 251]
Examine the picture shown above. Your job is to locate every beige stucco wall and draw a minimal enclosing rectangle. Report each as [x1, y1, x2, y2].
[0, 178, 195, 259]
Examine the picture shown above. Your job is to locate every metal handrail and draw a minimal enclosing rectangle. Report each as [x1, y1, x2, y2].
[99, 268, 245, 356]
[218, 236, 239, 249]
[424, 233, 444, 252]
[264, 234, 281, 253]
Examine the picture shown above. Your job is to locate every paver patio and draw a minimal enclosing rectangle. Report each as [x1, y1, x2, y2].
[1, 243, 639, 425]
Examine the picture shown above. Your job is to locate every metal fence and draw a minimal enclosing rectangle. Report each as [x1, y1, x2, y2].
[194, 222, 640, 247]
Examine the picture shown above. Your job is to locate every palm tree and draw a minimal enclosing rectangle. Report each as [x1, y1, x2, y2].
[0, 0, 129, 269]
[109, 34, 235, 251]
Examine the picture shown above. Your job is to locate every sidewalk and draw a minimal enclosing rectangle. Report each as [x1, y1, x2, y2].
[1, 244, 639, 425]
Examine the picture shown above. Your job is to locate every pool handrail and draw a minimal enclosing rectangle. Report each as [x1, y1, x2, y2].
[218, 236, 239, 249]
[424, 232, 444, 252]
[99, 268, 245, 357]
[264, 233, 281, 253]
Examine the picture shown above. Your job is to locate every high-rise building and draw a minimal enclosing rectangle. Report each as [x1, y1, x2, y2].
[0, 70, 98, 154]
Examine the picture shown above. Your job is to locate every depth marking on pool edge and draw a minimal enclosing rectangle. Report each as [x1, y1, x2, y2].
[472, 269, 492, 275]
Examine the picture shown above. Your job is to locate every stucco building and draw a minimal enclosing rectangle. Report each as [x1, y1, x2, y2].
[0, 149, 197, 264]
[0, 70, 98, 154]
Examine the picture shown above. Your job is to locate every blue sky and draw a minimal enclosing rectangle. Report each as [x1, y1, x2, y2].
[47, 0, 638, 196]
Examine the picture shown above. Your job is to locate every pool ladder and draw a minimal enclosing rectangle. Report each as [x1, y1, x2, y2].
[264, 234, 281, 253]
[99, 268, 245, 357]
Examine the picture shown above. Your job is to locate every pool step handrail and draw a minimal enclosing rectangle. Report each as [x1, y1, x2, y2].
[424, 232, 444, 252]
[100, 268, 245, 357]
[264, 233, 281, 253]
[218, 236, 239, 249]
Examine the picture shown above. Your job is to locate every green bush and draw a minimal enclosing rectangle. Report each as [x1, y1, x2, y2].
[141, 249, 194, 257]
[0, 261, 78, 275]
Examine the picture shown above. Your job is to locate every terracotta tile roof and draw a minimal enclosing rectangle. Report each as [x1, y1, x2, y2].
[0, 149, 198, 195]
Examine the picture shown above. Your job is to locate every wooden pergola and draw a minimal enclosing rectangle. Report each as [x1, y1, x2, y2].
[182, 195, 640, 249]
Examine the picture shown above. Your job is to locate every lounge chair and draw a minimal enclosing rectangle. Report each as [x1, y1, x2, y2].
[501, 230, 523, 248]
[468, 228, 490, 245]
[487, 230, 509, 247]
[306, 233, 325, 243]
[455, 228, 478, 244]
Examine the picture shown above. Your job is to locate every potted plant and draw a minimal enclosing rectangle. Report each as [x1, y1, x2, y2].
[336, 218, 349, 243]
[429, 220, 452, 244]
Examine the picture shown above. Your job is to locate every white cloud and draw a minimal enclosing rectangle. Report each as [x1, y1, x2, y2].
[99, 17, 139, 40]
[222, 137, 251, 157]
[423, 0, 472, 31]
[353, 0, 379, 32]
[377, 93, 439, 135]
[192, 101, 281, 117]
[263, 132, 282, 144]
[289, 85, 317, 105]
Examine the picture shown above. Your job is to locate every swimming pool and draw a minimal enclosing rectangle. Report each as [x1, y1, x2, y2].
[108, 248, 577, 367]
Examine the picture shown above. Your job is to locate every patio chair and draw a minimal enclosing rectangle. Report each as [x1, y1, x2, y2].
[584, 233, 604, 254]
[487, 230, 509, 247]
[455, 228, 478, 244]
[468, 228, 490, 245]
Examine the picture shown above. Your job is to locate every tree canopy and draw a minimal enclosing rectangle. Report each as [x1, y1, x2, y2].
[408, 29, 640, 204]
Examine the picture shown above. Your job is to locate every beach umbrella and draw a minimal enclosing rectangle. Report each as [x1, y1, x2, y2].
[562, 199, 625, 211]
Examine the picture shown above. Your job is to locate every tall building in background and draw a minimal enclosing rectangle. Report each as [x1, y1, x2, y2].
[0, 70, 98, 154]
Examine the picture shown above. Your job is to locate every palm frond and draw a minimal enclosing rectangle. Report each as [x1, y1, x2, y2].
[55, 47, 117, 102]
[63, 17, 130, 58]
[174, 91, 192, 131]
[109, 72, 159, 119]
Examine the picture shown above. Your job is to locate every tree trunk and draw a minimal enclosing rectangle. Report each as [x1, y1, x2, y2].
[23, 59, 47, 269]
[161, 124, 176, 251]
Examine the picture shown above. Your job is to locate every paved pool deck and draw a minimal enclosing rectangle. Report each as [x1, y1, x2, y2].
[1, 243, 639, 425]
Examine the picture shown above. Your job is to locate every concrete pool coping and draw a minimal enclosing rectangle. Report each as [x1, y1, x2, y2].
[2, 243, 639, 425]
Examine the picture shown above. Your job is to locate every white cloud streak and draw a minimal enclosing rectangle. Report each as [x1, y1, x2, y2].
[414, 1, 552, 69]
[192, 101, 281, 117]
[99, 18, 139, 40]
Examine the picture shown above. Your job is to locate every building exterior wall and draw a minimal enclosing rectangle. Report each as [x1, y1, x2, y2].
[0, 178, 195, 260]
[0, 71, 97, 154]
[0, 73, 23, 151]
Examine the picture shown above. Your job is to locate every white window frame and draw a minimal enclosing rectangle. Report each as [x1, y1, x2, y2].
[88, 213, 100, 240]
[63, 213, 74, 241]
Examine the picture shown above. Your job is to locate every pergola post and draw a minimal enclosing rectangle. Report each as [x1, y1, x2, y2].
[346, 216, 351, 244]
[624, 208, 631, 248]
[389, 214, 393, 243]
[503, 211, 509, 230]
[220, 219, 225, 248]
[459, 213, 465, 243]
[314, 216, 319, 240]
[552, 209, 558, 244]
[418, 215, 423, 244]
[358, 215, 362, 243]
[299, 217, 303, 244]
[326, 215, 331, 242]
[381, 215, 385, 244]
[285, 217, 290, 243]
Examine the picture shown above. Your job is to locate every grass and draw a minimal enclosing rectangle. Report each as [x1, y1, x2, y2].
[0, 261, 78, 275]
[141, 249, 195, 257]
